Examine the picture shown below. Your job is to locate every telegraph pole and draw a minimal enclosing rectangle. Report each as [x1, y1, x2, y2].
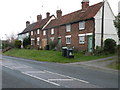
[101, 0, 105, 48]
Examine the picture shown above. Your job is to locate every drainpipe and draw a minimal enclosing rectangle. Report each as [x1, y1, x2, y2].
[101, 1, 105, 48]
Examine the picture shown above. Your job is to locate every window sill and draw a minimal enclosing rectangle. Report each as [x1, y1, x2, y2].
[66, 43, 71, 45]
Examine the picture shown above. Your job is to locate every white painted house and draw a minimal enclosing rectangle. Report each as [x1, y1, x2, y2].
[94, 0, 118, 48]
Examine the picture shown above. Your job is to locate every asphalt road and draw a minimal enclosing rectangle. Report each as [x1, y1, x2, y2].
[1, 56, 119, 88]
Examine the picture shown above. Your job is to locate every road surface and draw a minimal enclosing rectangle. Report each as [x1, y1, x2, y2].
[1, 56, 119, 88]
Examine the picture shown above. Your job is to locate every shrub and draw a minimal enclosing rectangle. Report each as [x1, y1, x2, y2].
[104, 39, 116, 54]
[94, 46, 104, 56]
[49, 41, 57, 50]
[23, 37, 31, 49]
[15, 40, 22, 48]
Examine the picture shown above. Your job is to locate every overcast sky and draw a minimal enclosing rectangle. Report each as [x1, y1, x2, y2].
[0, 0, 119, 40]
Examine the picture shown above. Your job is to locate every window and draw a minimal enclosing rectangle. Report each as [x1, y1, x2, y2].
[37, 37, 40, 45]
[50, 37, 54, 42]
[43, 30, 46, 35]
[66, 24, 71, 32]
[79, 21, 85, 30]
[79, 36, 85, 44]
[51, 28, 54, 35]
[66, 35, 71, 44]
[37, 29, 40, 34]
[31, 38, 35, 45]
[31, 31, 33, 35]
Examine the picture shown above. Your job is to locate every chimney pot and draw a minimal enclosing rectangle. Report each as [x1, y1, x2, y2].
[56, 10, 62, 18]
[81, 0, 89, 10]
[37, 14, 42, 22]
[26, 21, 30, 27]
[46, 12, 50, 18]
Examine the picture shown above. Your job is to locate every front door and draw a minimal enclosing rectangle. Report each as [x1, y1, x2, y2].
[42, 39, 47, 49]
[88, 36, 92, 52]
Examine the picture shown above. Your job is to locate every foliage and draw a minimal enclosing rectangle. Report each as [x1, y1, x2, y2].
[15, 40, 22, 48]
[23, 37, 31, 49]
[94, 46, 104, 56]
[49, 41, 57, 50]
[114, 13, 120, 40]
[104, 39, 116, 54]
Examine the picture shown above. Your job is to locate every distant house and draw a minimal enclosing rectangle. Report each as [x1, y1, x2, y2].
[18, 13, 55, 48]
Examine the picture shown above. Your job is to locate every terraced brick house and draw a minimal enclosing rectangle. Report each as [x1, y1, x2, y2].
[18, 13, 55, 48]
[18, 0, 118, 52]
[43, 0, 118, 52]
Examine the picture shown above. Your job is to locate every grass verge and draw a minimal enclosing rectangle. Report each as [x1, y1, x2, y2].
[108, 60, 120, 70]
[3, 49, 116, 63]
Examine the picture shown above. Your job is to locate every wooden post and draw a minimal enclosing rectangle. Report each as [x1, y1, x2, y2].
[101, 1, 105, 48]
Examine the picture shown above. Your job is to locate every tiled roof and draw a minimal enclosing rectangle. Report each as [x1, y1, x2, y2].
[33, 15, 54, 30]
[18, 22, 37, 35]
[45, 2, 103, 29]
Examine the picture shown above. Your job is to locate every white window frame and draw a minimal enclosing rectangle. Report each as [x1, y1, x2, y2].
[37, 29, 40, 34]
[50, 37, 54, 42]
[31, 31, 33, 35]
[79, 36, 85, 44]
[65, 35, 71, 44]
[66, 24, 71, 32]
[79, 21, 85, 30]
[31, 38, 35, 45]
[37, 37, 40, 45]
[43, 30, 46, 36]
[51, 28, 54, 35]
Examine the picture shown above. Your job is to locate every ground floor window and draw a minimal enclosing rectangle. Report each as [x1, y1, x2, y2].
[66, 35, 71, 44]
[50, 37, 54, 42]
[37, 37, 40, 45]
[31, 38, 35, 45]
[79, 36, 85, 44]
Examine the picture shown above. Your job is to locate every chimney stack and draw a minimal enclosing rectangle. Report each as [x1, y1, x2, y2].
[46, 12, 50, 18]
[37, 14, 42, 22]
[56, 10, 62, 18]
[26, 21, 30, 27]
[81, 0, 89, 10]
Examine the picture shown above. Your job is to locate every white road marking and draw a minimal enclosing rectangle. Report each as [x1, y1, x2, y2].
[44, 70, 89, 83]
[22, 72, 60, 86]
[48, 79, 73, 81]
[3, 65, 14, 70]
[24, 71, 45, 73]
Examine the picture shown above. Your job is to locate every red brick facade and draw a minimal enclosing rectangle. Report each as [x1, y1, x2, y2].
[20, 1, 103, 52]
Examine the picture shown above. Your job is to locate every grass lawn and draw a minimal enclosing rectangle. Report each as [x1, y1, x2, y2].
[3, 49, 116, 63]
[108, 61, 120, 70]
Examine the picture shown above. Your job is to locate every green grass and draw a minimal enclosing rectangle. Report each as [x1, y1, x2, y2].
[108, 61, 120, 70]
[3, 49, 115, 63]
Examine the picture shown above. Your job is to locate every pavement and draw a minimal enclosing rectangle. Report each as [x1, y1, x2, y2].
[1, 56, 119, 88]
[65, 56, 118, 73]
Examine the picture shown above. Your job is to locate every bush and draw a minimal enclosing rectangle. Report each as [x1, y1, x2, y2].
[49, 41, 57, 50]
[23, 37, 31, 49]
[104, 39, 116, 54]
[15, 40, 22, 48]
[94, 46, 104, 56]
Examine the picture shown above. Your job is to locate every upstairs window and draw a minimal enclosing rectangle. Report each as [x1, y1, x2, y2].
[79, 21, 85, 30]
[43, 30, 46, 36]
[31, 31, 33, 35]
[66, 24, 71, 32]
[51, 28, 54, 35]
[37, 29, 40, 34]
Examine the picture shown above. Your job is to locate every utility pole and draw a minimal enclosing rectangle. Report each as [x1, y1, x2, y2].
[101, 0, 105, 48]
